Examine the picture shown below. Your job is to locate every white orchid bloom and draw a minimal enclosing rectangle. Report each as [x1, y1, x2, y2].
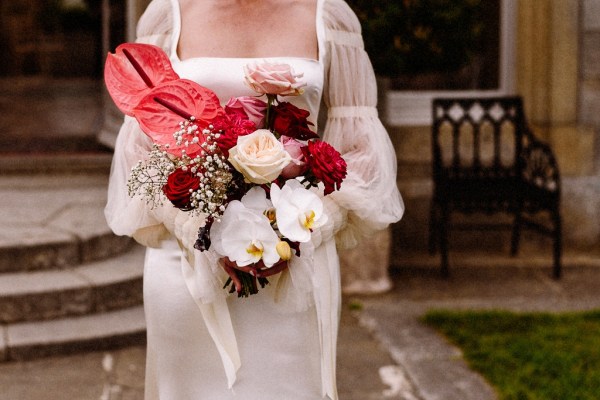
[241, 186, 272, 214]
[210, 201, 280, 267]
[271, 180, 327, 243]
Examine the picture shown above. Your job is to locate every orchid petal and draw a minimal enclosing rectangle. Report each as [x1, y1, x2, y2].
[272, 180, 325, 243]
[211, 201, 280, 267]
[240, 187, 272, 214]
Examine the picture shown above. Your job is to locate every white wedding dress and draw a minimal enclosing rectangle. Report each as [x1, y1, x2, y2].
[105, 1, 404, 399]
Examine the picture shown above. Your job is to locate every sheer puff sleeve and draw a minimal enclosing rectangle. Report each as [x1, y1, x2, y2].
[104, 0, 178, 247]
[321, 0, 404, 247]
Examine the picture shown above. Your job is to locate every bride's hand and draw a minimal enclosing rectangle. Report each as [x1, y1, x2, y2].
[220, 258, 289, 293]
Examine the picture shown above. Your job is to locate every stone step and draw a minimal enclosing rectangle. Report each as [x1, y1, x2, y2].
[0, 246, 144, 324]
[1, 305, 146, 362]
[0, 229, 134, 274]
[0, 136, 113, 154]
[0, 175, 133, 273]
[0, 153, 113, 175]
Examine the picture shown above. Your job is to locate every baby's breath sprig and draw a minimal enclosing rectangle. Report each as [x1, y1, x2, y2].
[127, 144, 175, 209]
[127, 119, 236, 221]
[187, 124, 233, 220]
[173, 116, 200, 148]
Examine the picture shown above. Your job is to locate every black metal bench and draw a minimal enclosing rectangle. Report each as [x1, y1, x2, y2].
[428, 96, 562, 278]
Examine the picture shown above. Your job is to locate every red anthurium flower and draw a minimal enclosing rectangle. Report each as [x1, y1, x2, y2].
[133, 79, 226, 157]
[104, 43, 179, 116]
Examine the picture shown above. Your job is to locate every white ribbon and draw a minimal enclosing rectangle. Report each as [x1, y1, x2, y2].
[313, 241, 341, 400]
[181, 254, 241, 388]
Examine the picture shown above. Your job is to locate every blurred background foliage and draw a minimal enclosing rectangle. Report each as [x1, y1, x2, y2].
[40, 0, 101, 33]
[0, 0, 103, 76]
[346, 0, 500, 90]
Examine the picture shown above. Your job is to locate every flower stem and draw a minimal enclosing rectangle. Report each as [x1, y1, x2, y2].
[223, 270, 270, 298]
[266, 94, 276, 132]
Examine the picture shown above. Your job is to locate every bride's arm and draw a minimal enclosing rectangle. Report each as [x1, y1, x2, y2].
[318, 0, 404, 249]
[104, 0, 180, 247]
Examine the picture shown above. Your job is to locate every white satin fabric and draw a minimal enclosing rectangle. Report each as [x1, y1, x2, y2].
[104, 0, 404, 399]
[144, 240, 323, 400]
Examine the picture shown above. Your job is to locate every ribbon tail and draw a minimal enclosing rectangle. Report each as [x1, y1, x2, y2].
[181, 253, 241, 388]
[313, 240, 341, 400]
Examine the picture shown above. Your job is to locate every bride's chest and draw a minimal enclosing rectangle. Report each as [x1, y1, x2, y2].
[177, 1, 318, 60]
[172, 58, 324, 124]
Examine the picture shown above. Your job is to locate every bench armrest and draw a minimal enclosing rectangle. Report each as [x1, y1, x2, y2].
[521, 130, 561, 194]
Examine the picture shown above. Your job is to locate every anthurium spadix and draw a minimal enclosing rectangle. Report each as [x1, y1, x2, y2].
[210, 201, 280, 267]
[270, 180, 326, 243]
[104, 43, 179, 116]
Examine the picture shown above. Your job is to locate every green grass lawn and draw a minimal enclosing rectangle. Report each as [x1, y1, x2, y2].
[422, 310, 600, 400]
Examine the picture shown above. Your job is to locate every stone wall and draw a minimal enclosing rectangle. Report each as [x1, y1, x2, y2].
[581, 0, 600, 166]
[568, 0, 600, 247]
[389, 0, 600, 253]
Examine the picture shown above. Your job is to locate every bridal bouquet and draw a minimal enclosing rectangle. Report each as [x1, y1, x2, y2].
[105, 43, 346, 297]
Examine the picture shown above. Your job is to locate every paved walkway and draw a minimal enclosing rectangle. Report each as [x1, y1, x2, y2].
[353, 257, 600, 400]
[1, 173, 599, 399]
[3, 258, 600, 400]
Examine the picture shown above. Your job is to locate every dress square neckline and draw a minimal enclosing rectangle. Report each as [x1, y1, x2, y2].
[169, 0, 325, 64]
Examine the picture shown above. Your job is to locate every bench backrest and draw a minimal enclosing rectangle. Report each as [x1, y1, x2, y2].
[432, 96, 527, 183]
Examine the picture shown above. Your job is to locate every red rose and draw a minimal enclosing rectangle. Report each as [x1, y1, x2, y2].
[162, 167, 200, 210]
[303, 140, 347, 195]
[271, 102, 319, 140]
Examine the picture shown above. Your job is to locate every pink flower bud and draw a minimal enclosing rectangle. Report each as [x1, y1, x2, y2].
[225, 96, 267, 128]
[280, 136, 308, 179]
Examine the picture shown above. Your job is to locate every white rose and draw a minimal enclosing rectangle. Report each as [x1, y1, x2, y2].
[228, 129, 292, 184]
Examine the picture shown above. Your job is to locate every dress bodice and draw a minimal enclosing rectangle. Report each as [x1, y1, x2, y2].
[172, 57, 324, 126]
[169, 0, 325, 126]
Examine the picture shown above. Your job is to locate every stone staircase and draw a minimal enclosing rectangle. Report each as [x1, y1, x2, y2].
[0, 172, 146, 361]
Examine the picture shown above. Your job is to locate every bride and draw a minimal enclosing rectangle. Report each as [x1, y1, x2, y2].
[105, 0, 404, 399]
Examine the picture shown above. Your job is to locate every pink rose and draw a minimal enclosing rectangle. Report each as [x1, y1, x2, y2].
[244, 62, 306, 96]
[225, 96, 267, 128]
[280, 136, 308, 179]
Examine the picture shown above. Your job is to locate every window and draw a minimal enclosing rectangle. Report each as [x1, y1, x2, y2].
[347, 0, 516, 125]
[0, 0, 102, 77]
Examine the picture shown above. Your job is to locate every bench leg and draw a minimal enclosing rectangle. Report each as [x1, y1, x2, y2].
[439, 205, 450, 278]
[552, 210, 562, 279]
[510, 207, 523, 257]
[428, 201, 439, 255]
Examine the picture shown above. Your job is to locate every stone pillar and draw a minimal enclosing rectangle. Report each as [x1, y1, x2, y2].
[517, 0, 600, 248]
[339, 228, 393, 295]
[581, 0, 600, 172]
[98, 0, 150, 148]
[339, 78, 395, 295]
